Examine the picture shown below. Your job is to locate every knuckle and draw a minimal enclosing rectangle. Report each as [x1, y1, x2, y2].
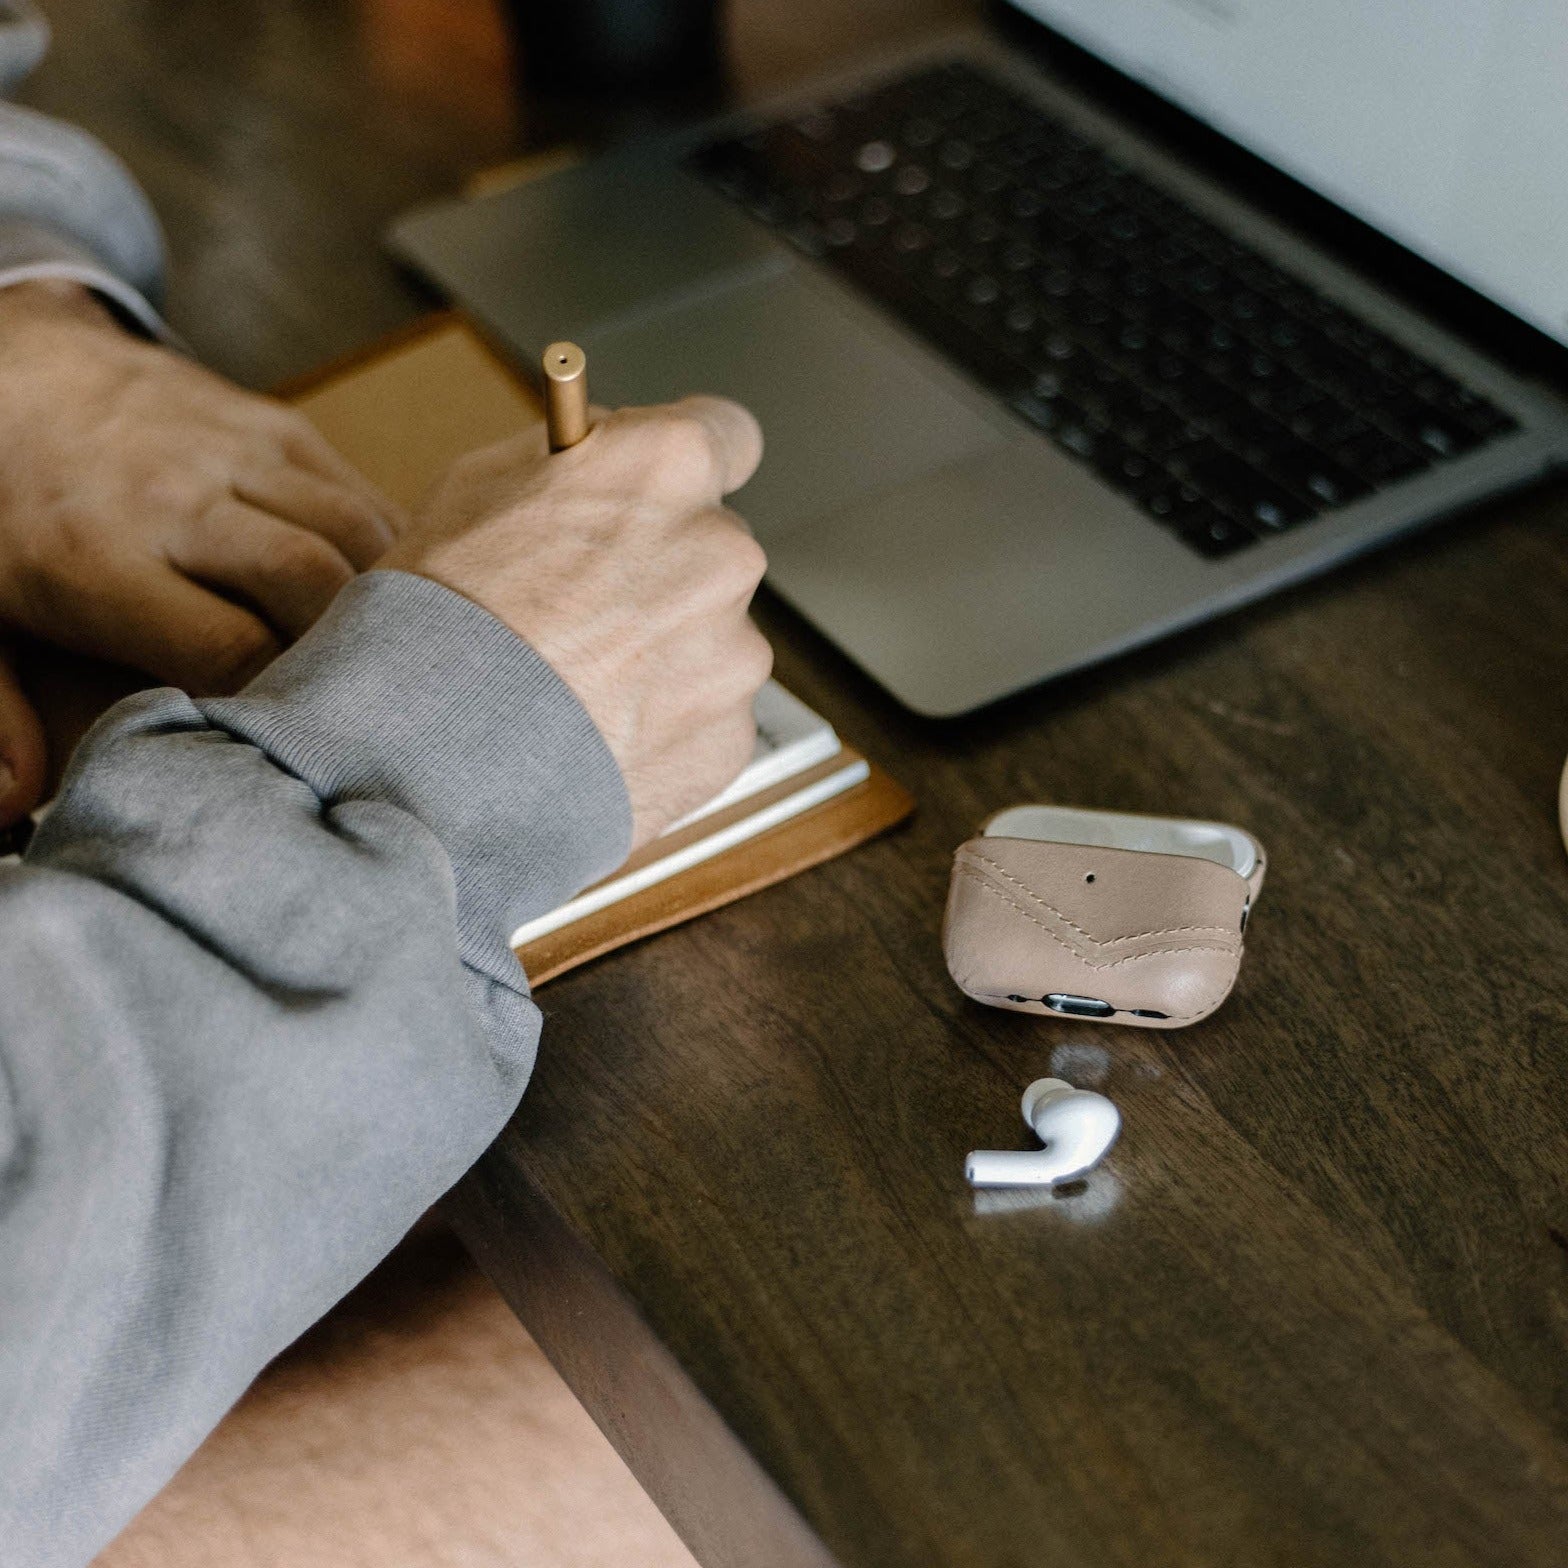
[267, 407, 335, 465]
[734, 629, 774, 690]
[197, 617, 276, 690]
[588, 406, 638, 449]
[648, 414, 718, 490]
[696, 516, 767, 598]
[256, 397, 313, 440]
[329, 491, 387, 546]
[726, 527, 768, 586]
[125, 457, 214, 523]
[15, 513, 106, 607]
[27, 509, 89, 567]
[442, 436, 534, 507]
[274, 529, 351, 591]
[136, 466, 208, 520]
[749, 625, 775, 674]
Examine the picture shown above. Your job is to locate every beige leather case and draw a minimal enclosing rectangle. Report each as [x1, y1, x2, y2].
[943, 808, 1266, 1030]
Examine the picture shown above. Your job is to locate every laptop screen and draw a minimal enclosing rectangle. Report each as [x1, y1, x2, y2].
[1010, 0, 1568, 351]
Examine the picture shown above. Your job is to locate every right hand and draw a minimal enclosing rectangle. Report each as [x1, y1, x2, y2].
[383, 396, 771, 847]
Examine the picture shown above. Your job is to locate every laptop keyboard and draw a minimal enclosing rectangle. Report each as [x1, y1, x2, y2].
[690, 60, 1519, 557]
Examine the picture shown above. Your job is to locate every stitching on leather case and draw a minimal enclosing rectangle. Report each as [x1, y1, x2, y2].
[962, 850, 1237, 945]
[1096, 943, 1238, 969]
[955, 866, 1238, 968]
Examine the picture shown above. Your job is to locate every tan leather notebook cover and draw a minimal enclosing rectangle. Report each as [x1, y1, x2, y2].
[287, 314, 915, 983]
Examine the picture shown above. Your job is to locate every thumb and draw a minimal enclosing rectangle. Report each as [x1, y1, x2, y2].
[0, 641, 46, 829]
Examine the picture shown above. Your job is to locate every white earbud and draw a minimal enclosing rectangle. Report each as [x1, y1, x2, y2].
[965, 1078, 1121, 1188]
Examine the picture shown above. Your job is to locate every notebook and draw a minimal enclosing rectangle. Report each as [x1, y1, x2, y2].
[287, 314, 914, 983]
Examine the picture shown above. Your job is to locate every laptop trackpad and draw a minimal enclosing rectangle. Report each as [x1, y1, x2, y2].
[577, 271, 1006, 530]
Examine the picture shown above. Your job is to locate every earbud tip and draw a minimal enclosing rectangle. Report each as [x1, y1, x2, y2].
[1021, 1077, 1074, 1127]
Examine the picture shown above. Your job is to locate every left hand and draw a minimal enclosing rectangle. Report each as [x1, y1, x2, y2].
[0, 641, 45, 829]
[0, 279, 406, 824]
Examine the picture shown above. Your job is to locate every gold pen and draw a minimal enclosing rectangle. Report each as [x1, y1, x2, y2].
[542, 341, 590, 451]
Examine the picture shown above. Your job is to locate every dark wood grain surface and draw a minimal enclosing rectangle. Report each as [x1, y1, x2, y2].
[21, 3, 1568, 1565]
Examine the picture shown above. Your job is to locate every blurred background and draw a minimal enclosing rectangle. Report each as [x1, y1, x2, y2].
[16, 0, 972, 387]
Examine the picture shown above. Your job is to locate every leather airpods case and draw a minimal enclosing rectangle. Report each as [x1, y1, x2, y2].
[943, 804, 1266, 1029]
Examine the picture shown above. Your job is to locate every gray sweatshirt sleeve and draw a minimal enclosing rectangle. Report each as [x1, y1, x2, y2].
[0, 569, 632, 1568]
[0, 0, 168, 335]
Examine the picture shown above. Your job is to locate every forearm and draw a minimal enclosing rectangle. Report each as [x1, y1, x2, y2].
[0, 571, 629, 1567]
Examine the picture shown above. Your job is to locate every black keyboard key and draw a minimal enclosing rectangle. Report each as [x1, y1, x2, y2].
[1136, 476, 1210, 527]
[831, 234, 1031, 396]
[1169, 369, 1250, 425]
[1120, 405, 1208, 461]
[1171, 443, 1315, 531]
[1381, 403, 1486, 460]
[1010, 390, 1086, 437]
[1177, 507, 1259, 557]
[1093, 439, 1158, 494]
[1056, 418, 1099, 459]
[1256, 446, 1372, 509]
[1327, 429, 1430, 484]
[1288, 406, 1375, 448]
[1247, 376, 1331, 421]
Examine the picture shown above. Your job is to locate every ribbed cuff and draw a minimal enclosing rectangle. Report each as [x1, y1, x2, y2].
[201, 571, 632, 977]
[0, 219, 171, 341]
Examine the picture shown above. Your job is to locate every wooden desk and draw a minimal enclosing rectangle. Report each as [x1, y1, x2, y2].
[26, 3, 1568, 1565]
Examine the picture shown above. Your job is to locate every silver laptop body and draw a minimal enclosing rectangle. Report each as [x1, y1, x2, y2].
[390, 14, 1568, 716]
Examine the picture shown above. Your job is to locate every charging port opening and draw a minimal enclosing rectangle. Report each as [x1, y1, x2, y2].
[1045, 993, 1116, 1018]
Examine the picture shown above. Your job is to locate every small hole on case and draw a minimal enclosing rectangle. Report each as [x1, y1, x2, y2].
[1084, 873, 1096, 883]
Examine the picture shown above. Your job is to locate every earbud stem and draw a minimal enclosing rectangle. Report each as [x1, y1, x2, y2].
[966, 1148, 1093, 1187]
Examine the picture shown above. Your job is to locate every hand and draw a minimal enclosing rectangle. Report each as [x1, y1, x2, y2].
[384, 396, 771, 847]
[0, 642, 45, 829]
[0, 280, 403, 699]
[0, 633, 147, 830]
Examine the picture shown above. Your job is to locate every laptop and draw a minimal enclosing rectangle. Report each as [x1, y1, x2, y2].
[389, 1, 1568, 716]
